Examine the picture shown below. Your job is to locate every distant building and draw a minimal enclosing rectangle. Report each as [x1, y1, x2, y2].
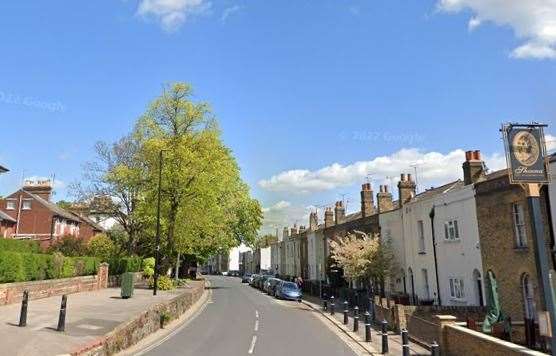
[0, 180, 104, 249]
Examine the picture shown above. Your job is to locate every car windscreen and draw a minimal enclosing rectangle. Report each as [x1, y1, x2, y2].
[282, 282, 299, 290]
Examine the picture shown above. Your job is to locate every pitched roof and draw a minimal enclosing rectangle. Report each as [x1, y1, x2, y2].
[0, 165, 9, 173]
[22, 190, 80, 222]
[0, 210, 16, 223]
[410, 180, 464, 203]
[71, 212, 104, 232]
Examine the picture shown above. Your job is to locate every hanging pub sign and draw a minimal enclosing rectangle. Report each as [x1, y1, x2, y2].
[502, 123, 549, 184]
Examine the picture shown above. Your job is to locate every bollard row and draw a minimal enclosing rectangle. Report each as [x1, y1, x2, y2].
[19, 292, 68, 332]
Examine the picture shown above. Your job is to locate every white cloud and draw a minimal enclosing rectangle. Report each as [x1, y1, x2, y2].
[437, 0, 556, 59]
[259, 148, 506, 194]
[546, 134, 556, 153]
[261, 200, 316, 235]
[137, 0, 211, 32]
[221, 5, 241, 23]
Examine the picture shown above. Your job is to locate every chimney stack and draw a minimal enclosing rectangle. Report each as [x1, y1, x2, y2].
[23, 179, 53, 201]
[324, 207, 334, 228]
[397, 173, 416, 207]
[361, 183, 375, 217]
[334, 201, 345, 225]
[309, 211, 318, 231]
[463, 150, 485, 185]
[377, 185, 394, 213]
[290, 224, 299, 236]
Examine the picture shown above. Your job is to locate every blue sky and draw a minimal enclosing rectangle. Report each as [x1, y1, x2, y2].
[0, 1, 554, 233]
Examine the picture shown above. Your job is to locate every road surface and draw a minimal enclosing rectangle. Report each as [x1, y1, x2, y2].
[144, 275, 358, 356]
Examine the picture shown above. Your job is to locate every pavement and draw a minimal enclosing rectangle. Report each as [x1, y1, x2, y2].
[143, 275, 364, 356]
[0, 282, 203, 356]
[302, 294, 430, 355]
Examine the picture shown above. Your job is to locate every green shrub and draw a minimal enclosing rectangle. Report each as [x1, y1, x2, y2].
[0, 251, 25, 283]
[142, 257, 155, 278]
[109, 256, 143, 275]
[0, 239, 41, 253]
[87, 234, 115, 261]
[61, 257, 75, 278]
[48, 235, 87, 257]
[47, 252, 65, 279]
[147, 275, 175, 291]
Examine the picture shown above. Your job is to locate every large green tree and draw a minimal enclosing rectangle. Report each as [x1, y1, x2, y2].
[136, 83, 262, 266]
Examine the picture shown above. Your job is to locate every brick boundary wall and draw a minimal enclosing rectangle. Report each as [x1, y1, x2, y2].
[74, 280, 205, 356]
[443, 323, 546, 356]
[107, 272, 144, 288]
[0, 263, 109, 305]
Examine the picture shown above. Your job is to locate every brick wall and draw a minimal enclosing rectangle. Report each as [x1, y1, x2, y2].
[475, 174, 552, 322]
[444, 323, 545, 356]
[0, 262, 109, 305]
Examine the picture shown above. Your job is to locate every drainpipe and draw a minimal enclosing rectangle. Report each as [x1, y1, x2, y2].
[429, 207, 442, 306]
[542, 185, 556, 269]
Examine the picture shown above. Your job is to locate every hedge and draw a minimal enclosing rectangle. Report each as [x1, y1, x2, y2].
[108, 256, 143, 275]
[0, 239, 41, 254]
[0, 251, 101, 284]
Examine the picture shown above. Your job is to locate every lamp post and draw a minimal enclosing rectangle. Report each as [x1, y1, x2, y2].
[153, 150, 165, 296]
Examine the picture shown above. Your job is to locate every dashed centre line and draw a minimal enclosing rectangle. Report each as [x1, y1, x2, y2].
[254, 320, 259, 332]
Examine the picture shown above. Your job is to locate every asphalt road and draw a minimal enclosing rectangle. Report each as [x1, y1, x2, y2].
[144, 275, 358, 356]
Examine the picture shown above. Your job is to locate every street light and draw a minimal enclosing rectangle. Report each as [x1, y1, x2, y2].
[153, 149, 167, 296]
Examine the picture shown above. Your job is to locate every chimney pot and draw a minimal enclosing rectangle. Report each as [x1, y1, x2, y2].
[400, 173, 406, 181]
[465, 151, 473, 161]
[407, 173, 412, 181]
[473, 150, 481, 160]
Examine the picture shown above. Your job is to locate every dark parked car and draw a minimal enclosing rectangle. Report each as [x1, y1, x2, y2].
[276, 281, 302, 301]
[241, 274, 252, 283]
[266, 278, 282, 295]
[250, 274, 261, 287]
[258, 275, 271, 290]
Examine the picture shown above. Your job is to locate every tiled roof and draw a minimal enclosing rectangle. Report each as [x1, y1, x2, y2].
[23, 190, 80, 222]
[71, 212, 104, 232]
[0, 210, 16, 223]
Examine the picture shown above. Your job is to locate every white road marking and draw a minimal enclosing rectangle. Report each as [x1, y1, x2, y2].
[248, 335, 257, 354]
[254, 320, 259, 331]
[255, 310, 259, 319]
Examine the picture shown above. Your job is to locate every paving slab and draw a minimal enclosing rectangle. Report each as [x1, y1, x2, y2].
[0, 282, 203, 356]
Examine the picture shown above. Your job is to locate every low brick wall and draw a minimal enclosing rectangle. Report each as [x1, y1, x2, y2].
[107, 272, 144, 288]
[444, 324, 546, 356]
[76, 280, 205, 356]
[0, 263, 109, 305]
[405, 312, 439, 345]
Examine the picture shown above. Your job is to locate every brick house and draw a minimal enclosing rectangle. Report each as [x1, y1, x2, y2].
[0, 180, 102, 249]
[475, 168, 553, 323]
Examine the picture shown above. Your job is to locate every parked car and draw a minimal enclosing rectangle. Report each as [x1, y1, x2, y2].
[241, 274, 252, 283]
[275, 281, 302, 301]
[250, 274, 260, 287]
[258, 275, 270, 290]
[266, 278, 282, 295]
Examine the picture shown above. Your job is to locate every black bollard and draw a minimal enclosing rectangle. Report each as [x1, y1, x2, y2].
[431, 341, 440, 356]
[365, 321, 371, 342]
[19, 290, 29, 327]
[323, 298, 328, 311]
[369, 297, 376, 322]
[381, 320, 389, 354]
[330, 295, 335, 315]
[401, 329, 409, 356]
[343, 301, 349, 325]
[353, 306, 359, 332]
[57, 295, 67, 332]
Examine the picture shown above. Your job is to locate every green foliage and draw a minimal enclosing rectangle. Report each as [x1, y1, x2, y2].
[48, 235, 87, 257]
[142, 257, 155, 278]
[108, 256, 143, 275]
[0, 250, 100, 283]
[148, 275, 175, 291]
[0, 239, 41, 253]
[87, 233, 115, 261]
[0, 251, 25, 283]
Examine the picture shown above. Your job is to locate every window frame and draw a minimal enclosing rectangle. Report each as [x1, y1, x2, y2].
[22, 199, 32, 210]
[5, 199, 16, 210]
[444, 219, 460, 241]
[417, 220, 425, 253]
[449, 277, 465, 300]
[512, 203, 527, 248]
